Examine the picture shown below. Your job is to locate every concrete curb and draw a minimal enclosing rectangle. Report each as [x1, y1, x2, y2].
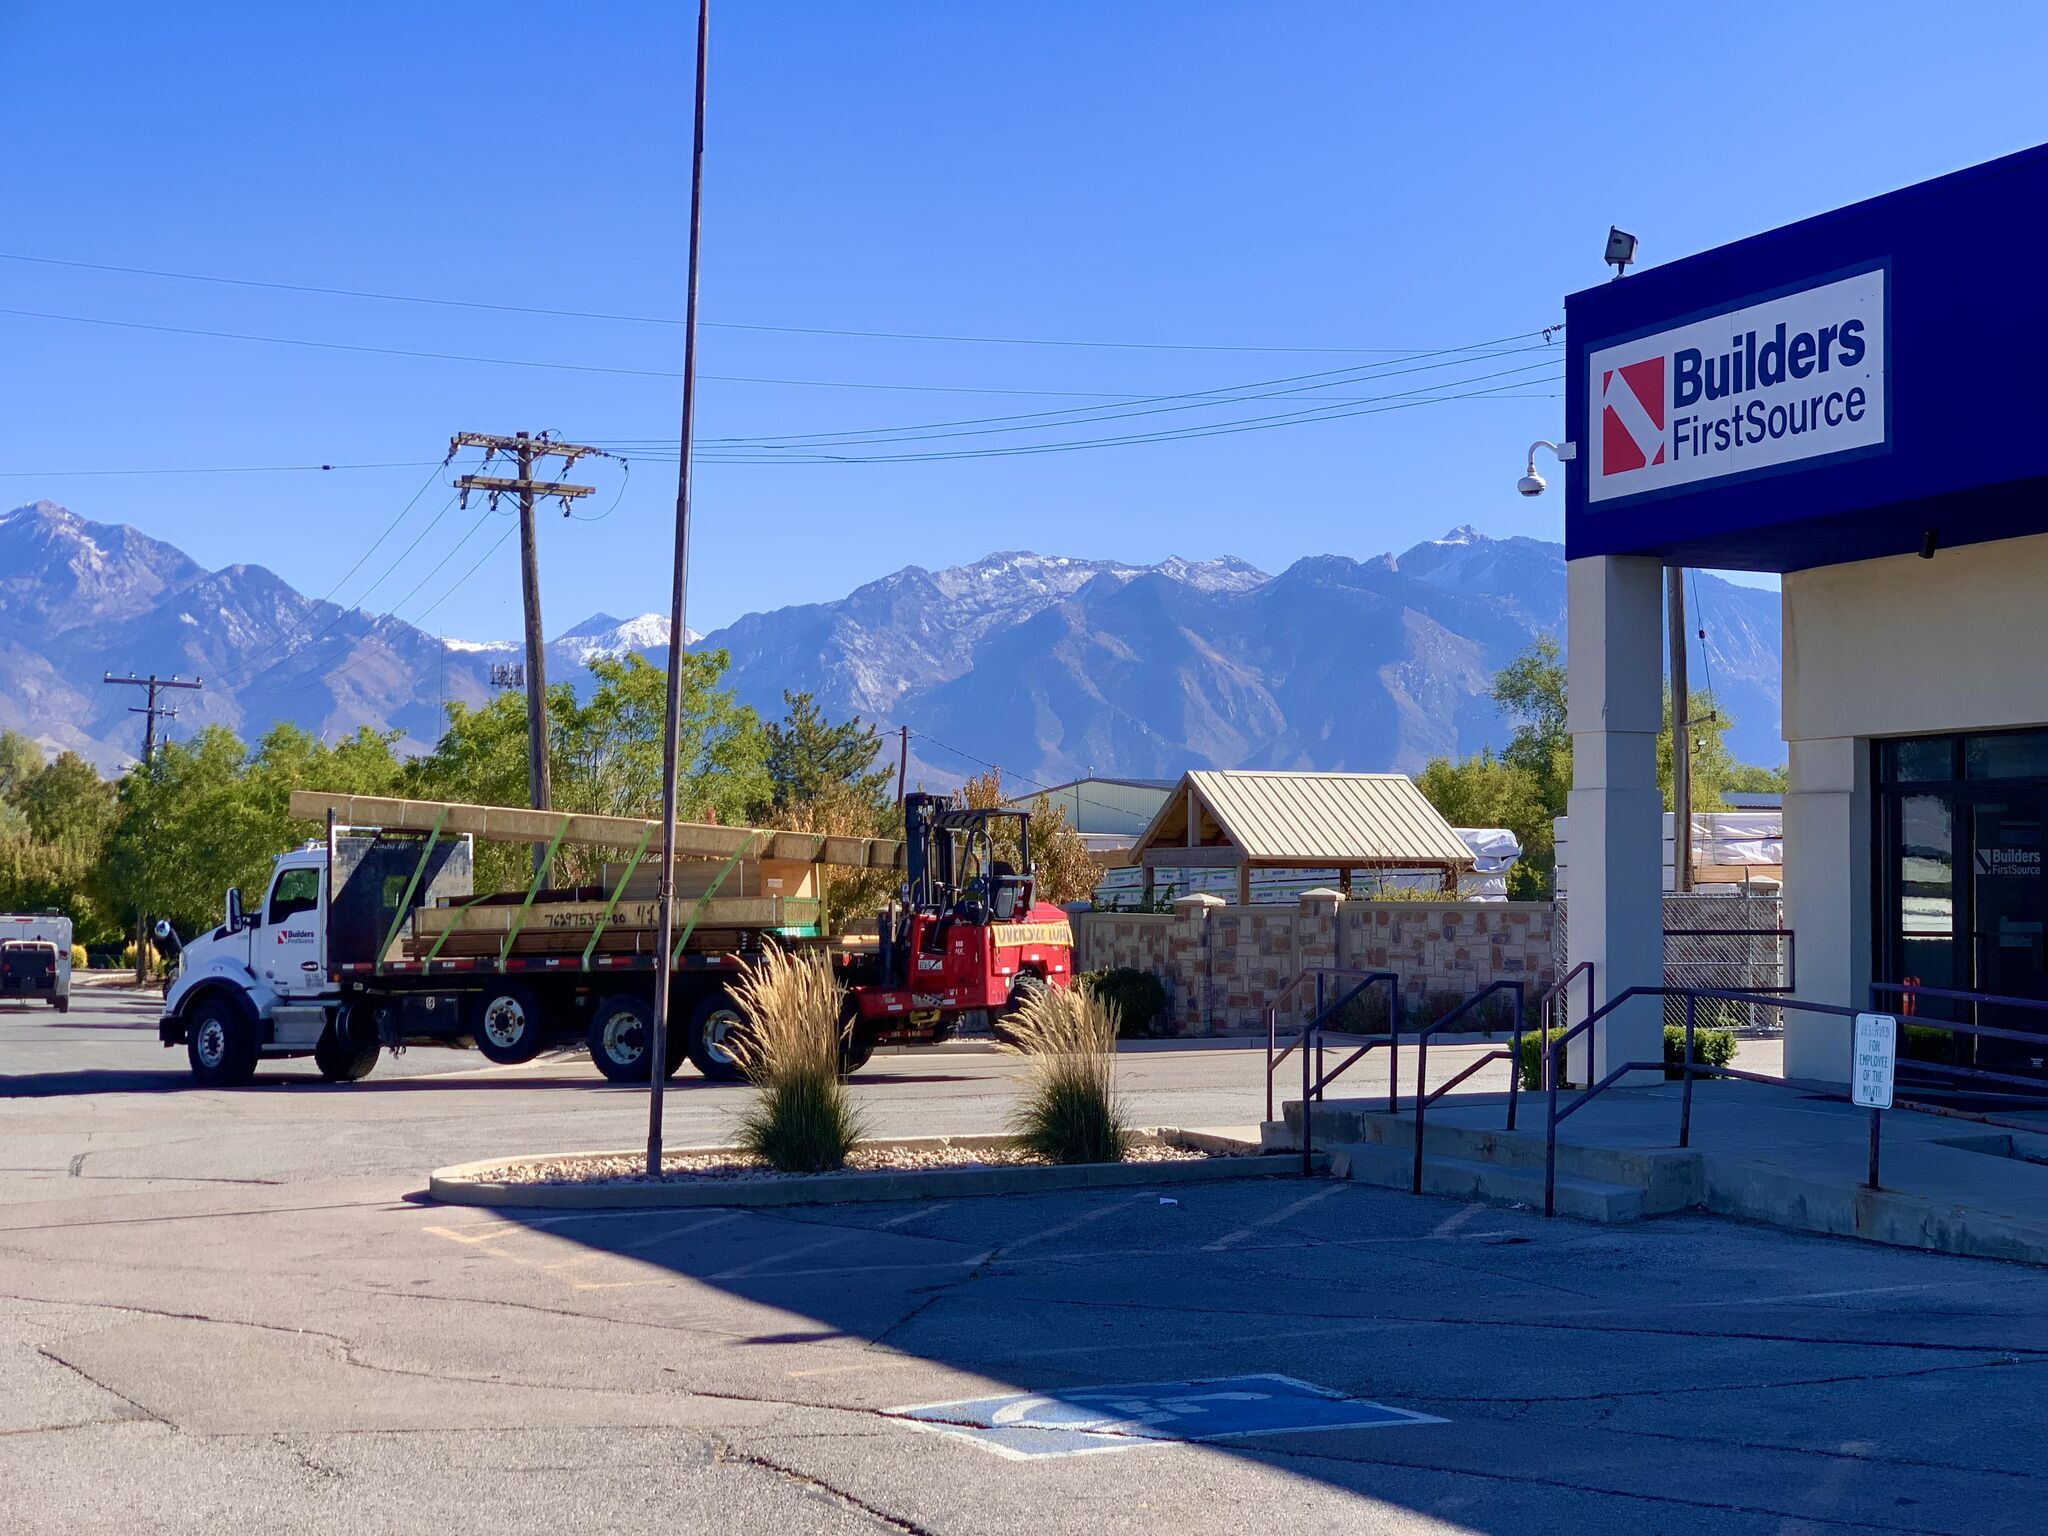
[428, 1131, 1307, 1210]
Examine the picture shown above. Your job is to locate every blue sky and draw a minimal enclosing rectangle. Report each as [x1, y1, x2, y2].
[7, 2, 2045, 640]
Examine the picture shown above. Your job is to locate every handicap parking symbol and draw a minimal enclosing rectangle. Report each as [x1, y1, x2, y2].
[887, 1374, 1442, 1459]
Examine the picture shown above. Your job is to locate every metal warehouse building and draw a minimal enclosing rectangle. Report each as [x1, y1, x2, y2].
[1562, 142, 2048, 1087]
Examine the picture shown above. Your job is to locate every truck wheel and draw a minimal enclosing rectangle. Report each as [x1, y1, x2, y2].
[587, 993, 683, 1083]
[469, 982, 547, 1064]
[995, 972, 1049, 1046]
[314, 1008, 381, 1082]
[839, 997, 876, 1077]
[53, 997, 68, 1014]
[686, 989, 751, 1083]
[186, 995, 258, 1087]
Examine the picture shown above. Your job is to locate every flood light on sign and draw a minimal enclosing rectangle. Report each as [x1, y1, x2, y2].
[1605, 226, 1639, 276]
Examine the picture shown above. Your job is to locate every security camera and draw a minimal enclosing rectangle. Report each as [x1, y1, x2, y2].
[1516, 439, 1576, 497]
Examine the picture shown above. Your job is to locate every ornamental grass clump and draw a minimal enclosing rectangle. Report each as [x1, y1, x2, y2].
[727, 945, 866, 1173]
[1000, 982, 1131, 1165]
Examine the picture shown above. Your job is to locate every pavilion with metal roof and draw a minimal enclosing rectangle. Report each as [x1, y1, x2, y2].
[1108, 770, 1474, 905]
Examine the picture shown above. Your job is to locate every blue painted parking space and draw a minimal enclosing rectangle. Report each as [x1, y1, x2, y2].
[888, 1374, 1443, 1459]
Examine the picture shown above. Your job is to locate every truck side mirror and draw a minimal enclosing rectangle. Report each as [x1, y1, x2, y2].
[225, 887, 244, 932]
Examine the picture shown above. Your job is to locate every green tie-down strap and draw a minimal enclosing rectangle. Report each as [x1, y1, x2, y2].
[672, 832, 760, 965]
[377, 807, 448, 974]
[582, 822, 656, 969]
[498, 816, 574, 966]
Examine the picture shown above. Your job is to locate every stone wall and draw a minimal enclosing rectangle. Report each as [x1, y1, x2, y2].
[1070, 893, 1556, 1038]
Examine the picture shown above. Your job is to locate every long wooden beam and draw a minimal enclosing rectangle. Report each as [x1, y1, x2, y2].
[290, 790, 904, 871]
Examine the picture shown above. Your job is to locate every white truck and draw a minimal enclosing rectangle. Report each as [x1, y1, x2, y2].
[1, 912, 73, 1012]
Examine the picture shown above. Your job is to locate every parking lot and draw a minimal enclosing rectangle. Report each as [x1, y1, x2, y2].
[5, 985, 2047, 1534]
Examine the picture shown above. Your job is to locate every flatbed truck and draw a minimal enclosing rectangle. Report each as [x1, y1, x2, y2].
[156, 791, 1074, 1086]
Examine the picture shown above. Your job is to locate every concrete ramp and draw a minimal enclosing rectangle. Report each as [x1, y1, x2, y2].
[1273, 1081, 2048, 1265]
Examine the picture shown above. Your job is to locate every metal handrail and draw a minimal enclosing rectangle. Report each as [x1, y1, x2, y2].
[1540, 982, 2048, 1215]
[1281, 970, 1402, 1176]
[1264, 967, 1392, 1121]
[1528, 961, 1595, 1089]
[1410, 980, 1526, 1194]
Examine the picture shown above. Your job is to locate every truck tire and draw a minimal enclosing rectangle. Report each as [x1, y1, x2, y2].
[186, 994, 258, 1087]
[53, 997, 68, 1014]
[469, 981, 547, 1064]
[995, 971, 1049, 1046]
[314, 1008, 381, 1082]
[839, 997, 876, 1077]
[686, 988, 751, 1083]
[587, 993, 685, 1083]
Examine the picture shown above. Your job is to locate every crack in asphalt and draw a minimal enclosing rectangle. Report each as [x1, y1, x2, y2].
[1411, 1353, 2034, 1407]
[712, 1436, 941, 1535]
[35, 1347, 172, 1430]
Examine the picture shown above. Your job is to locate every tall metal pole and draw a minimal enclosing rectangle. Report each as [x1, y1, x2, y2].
[1667, 566, 1693, 893]
[648, 0, 711, 1175]
[895, 724, 909, 808]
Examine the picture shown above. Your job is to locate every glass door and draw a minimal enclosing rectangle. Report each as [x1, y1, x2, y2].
[1970, 796, 2048, 1074]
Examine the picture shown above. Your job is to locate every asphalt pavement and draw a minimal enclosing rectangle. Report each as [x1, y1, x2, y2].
[3, 984, 2045, 1534]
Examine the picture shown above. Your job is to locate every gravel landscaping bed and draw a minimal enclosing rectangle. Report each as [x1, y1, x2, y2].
[473, 1137, 1209, 1187]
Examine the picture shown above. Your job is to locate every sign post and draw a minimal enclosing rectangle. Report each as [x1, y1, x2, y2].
[1853, 1012, 1897, 1188]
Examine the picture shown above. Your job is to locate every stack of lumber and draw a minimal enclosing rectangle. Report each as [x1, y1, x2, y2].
[289, 791, 904, 870]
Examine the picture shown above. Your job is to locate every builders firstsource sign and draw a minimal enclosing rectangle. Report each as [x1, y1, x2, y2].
[1587, 269, 1887, 504]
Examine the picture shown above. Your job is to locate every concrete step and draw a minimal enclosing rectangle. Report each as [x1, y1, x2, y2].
[1326, 1140, 1648, 1223]
[1285, 1099, 1704, 1214]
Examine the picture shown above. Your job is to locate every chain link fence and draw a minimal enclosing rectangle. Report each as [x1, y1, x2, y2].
[1553, 892, 1790, 1034]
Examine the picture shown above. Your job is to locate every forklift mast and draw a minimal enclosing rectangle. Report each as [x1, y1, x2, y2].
[901, 792, 1033, 914]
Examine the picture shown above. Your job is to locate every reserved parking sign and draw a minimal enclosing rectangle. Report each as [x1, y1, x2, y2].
[1854, 1013, 1898, 1109]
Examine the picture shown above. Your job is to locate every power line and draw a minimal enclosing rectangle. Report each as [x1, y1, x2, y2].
[207, 469, 454, 691]
[0, 248, 1558, 355]
[598, 327, 1558, 449]
[662, 361, 1563, 465]
[0, 459, 440, 479]
[0, 305, 1167, 399]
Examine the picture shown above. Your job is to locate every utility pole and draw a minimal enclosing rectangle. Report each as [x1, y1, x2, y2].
[451, 431, 597, 877]
[649, 0, 712, 1177]
[895, 724, 909, 808]
[1667, 567, 1693, 893]
[103, 672, 203, 984]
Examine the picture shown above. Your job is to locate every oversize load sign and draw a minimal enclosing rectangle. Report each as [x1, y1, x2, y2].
[1588, 269, 1887, 503]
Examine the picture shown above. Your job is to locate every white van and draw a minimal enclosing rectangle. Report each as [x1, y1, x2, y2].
[1, 912, 73, 1012]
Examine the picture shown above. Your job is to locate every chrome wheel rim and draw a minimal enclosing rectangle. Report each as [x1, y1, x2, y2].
[702, 1006, 745, 1066]
[194, 1017, 227, 1069]
[482, 997, 529, 1050]
[600, 1014, 645, 1066]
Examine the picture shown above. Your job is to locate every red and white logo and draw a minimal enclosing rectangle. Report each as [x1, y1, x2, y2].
[1600, 357, 1665, 475]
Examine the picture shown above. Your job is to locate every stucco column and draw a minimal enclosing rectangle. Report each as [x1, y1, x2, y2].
[1566, 554, 1666, 1083]
[1783, 735, 1869, 1083]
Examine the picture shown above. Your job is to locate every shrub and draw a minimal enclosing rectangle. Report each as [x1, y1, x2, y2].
[1513, 1023, 1737, 1089]
[1661, 1023, 1737, 1080]
[1000, 982, 1130, 1164]
[1900, 1022, 1954, 1062]
[726, 945, 867, 1173]
[70, 943, 87, 968]
[1078, 967, 1167, 1038]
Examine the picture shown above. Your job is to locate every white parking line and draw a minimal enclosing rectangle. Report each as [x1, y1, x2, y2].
[1430, 1202, 1487, 1237]
[1203, 1183, 1348, 1250]
[709, 1230, 866, 1281]
[1003, 1191, 1155, 1252]
[875, 1202, 952, 1230]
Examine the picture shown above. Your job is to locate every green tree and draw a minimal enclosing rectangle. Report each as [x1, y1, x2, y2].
[762, 691, 890, 814]
[0, 728, 44, 837]
[101, 727, 278, 937]
[1414, 750, 1552, 900]
[14, 751, 117, 852]
[957, 768, 1095, 906]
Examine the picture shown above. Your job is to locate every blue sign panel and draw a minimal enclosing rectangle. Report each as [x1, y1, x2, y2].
[1566, 142, 2048, 572]
[888, 1374, 1442, 1460]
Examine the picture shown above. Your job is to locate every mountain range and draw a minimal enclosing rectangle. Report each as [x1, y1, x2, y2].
[0, 500, 1785, 781]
